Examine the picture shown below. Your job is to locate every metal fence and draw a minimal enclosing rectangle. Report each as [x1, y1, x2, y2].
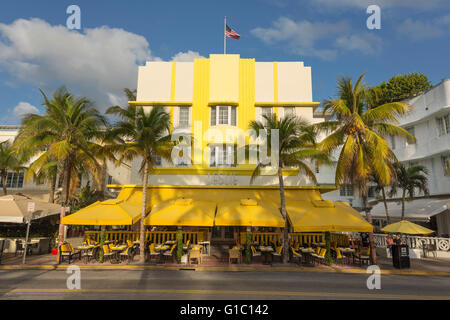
[374, 233, 450, 251]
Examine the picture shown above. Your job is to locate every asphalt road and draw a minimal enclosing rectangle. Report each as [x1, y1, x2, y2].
[0, 269, 449, 300]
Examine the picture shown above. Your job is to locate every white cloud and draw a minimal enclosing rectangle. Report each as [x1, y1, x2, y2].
[171, 50, 205, 61]
[0, 18, 157, 112]
[251, 17, 382, 60]
[335, 33, 382, 55]
[397, 16, 450, 41]
[311, 0, 447, 10]
[13, 102, 40, 118]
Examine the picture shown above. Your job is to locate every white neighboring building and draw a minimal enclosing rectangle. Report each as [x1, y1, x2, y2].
[390, 78, 450, 196]
[320, 79, 450, 235]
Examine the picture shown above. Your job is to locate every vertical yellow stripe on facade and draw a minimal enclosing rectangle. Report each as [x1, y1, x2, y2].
[238, 59, 255, 132]
[192, 59, 210, 166]
[169, 61, 177, 131]
[273, 62, 278, 118]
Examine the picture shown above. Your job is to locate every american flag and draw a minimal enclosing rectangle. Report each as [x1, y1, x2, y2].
[226, 25, 240, 39]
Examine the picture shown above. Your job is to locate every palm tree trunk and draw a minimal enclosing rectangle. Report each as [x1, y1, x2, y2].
[1, 170, 7, 195]
[277, 167, 289, 264]
[49, 173, 56, 203]
[139, 160, 149, 263]
[381, 187, 390, 224]
[363, 195, 377, 265]
[401, 189, 406, 220]
[62, 157, 71, 205]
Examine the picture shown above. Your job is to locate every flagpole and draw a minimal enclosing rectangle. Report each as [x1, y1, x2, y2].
[224, 16, 226, 54]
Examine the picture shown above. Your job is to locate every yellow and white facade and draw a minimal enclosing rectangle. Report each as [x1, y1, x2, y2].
[114, 54, 326, 187]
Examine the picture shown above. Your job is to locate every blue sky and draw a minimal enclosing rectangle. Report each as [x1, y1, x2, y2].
[0, 0, 449, 124]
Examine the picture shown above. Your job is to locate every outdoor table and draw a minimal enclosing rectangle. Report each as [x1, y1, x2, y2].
[76, 245, 94, 264]
[165, 240, 176, 245]
[198, 241, 211, 256]
[339, 248, 355, 264]
[111, 245, 127, 263]
[155, 244, 171, 263]
[300, 248, 315, 264]
[259, 246, 274, 265]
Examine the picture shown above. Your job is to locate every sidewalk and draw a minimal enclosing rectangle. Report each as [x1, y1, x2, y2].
[1, 252, 450, 276]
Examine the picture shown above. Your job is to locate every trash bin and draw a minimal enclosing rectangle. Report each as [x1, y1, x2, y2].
[392, 244, 410, 269]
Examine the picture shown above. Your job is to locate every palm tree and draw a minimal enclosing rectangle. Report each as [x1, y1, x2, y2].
[24, 152, 59, 203]
[315, 73, 415, 264]
[249, 114, 330, 263]
[389, 162, 429, 220]
[0, 140, 26, 195]
[105, 105, 173, 263]
[14, 87, 107, 205]
[370, 171, 395, 225]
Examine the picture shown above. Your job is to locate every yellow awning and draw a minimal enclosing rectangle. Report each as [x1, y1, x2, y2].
[215, 199, 285, 227]
[381, 220, 434, 235]
[61, 199, 143, 225]
[286, 200, 373, 232]
[144, 198, 216, 227]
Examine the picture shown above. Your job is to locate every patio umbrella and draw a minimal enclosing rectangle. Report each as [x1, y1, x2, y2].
[0, 194, 62, 264]
[215, 199, 285, 227]
[381, 220, 434, 235]
[61, 199, 142, 225]
[144, 198, 216, 227]
[286, 200, 373, 232]
[0, 194, 61, 223]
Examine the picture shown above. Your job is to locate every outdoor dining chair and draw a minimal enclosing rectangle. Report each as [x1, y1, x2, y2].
[120, 245, 135, 263]
[85, 245, 101, 263]
[189, 247, 202, 264]
[290, 247, 302, 265]
[183, 240, 191, 251]
[334, 248, 346, 265]
[147, 243, 160, 263]
[250, 245, 261, 263]
[311, 248, 326, 264]
[58, 243, 82, 264]
[354, 248, 370, 267]
[162, 244, 176, 263]
[228, 248, 241, 264]
[271, 246, 283, 263]
[101, 244, 115, 263]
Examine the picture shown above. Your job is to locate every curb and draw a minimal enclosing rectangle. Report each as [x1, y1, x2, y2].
[1, 264, 449, 276]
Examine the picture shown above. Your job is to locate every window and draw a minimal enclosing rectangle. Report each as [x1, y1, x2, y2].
[405, 126, 416, 144]
[368, 186, 376, 198]
[178, 107, 190, 128]
[210, 145, 236, 167]
[218, 106, 228, 124]
[437, 115, 450, 136]
[107, 175, 113, 185]
[0, 172, 24, 189]
[390, 135, 396, 150]
[339, 184, 353, 197]
[153, 154, 162, 167]
[211, 106, 237, 126]
[442, 155, 450, 176]
[261, 107, 273, 122]
[284, 107, 295, 118]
